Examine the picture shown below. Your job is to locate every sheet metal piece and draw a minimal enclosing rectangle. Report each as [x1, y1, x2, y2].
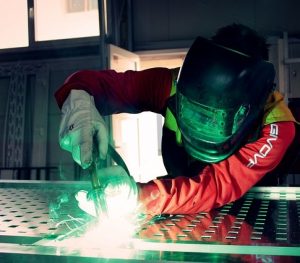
[1, 181, 300, 262]
[0, 181, 91, 239]
[138, 189, 300, 245]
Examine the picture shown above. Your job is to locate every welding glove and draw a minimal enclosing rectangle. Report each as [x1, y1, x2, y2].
[59, 89, 108, 169]
[76, 165, 138, 218]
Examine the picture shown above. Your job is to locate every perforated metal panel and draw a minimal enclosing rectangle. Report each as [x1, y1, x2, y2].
[138, 190, 300, 245]
[0, 181, 90, 239]
[1, 181, 300, 262]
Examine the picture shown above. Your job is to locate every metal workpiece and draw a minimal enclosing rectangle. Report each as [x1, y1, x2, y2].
[1, 181, 300, 262]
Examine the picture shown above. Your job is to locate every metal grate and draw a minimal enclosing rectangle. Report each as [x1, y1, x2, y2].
[0, 182, 91, 239]
[138, 189, 300, 246]
[1, 182, 300, 261]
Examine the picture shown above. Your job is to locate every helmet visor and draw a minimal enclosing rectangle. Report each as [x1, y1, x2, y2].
[177, 91, 250, 161]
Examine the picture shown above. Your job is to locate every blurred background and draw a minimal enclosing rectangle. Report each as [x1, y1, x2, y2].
[0, 0, 299, 184]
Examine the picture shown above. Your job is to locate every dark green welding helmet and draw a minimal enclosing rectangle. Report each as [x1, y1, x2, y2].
[176, 36, 275, 163]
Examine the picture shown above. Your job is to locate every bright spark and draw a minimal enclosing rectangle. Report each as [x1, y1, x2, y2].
[50, 189, 145, 249]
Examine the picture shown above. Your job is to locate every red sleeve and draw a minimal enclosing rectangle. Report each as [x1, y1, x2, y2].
[54, 68, 173, 115]
[138, 121, 295, 215]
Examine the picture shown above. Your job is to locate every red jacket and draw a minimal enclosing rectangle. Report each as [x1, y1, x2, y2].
[55, 68, 295, 215]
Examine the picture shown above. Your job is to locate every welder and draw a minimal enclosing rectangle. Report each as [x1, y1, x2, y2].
[55, 24, 297, 216]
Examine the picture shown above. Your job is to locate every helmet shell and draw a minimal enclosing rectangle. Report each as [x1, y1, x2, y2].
[176, 37, 275, 163]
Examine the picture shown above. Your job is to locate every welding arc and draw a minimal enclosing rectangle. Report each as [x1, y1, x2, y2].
[89, 143, 132, 218]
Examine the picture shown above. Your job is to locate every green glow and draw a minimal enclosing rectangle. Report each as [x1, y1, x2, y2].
[76, 174, 138, 219]
[76, 189, 139, 219]
[178, 93, 231, 141]
[103, 178, 138, 219]
[76, 190, 97, 216]
[176, 91, 251, 163]
[49, 193, 70, 219]
[61, 136, 70, 146]
[75, 182, 142, 247]
[60, 134, 86, 167]
[131, 240, 300, 256]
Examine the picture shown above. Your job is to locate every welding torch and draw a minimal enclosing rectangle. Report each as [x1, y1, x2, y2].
[88, 144, 131, 219]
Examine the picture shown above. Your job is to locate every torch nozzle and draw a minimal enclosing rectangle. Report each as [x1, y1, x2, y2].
[89, 162, 108, 219]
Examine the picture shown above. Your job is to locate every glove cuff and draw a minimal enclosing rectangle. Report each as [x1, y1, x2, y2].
[61, 89, 95, 114]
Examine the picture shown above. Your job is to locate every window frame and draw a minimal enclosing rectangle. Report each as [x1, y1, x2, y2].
[0, 0, 104, 61]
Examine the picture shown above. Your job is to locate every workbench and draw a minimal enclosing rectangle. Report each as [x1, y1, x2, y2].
[0, 180, 300, 262]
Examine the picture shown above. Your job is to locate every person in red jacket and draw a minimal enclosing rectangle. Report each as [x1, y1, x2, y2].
[55, 24, 296, 216]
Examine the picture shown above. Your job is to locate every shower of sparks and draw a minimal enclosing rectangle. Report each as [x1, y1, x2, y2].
[49, 193, 70, 220]
[55, 215, 86, 231]
[48, 189, 146, 249]
[72, 216, 140, 247]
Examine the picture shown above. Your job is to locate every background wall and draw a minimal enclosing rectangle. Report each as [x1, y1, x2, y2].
[130, 0, 300, 50]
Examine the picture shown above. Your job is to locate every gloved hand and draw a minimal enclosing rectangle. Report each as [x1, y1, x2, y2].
[59, 90, 108, 169]
[76, 165, 138, 219]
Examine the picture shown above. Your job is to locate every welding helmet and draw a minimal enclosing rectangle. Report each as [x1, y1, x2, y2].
[176, 37, 275, 163]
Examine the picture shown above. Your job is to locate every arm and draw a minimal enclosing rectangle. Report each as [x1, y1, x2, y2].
[55, 67, 173, 168]
[55, 68, 173, 115]
[139, 121, 295, 215]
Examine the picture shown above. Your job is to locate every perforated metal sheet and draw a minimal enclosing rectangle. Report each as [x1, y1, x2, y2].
[0, 181, 90, 239]
[1, 181, 300, 262]
[138, 189, 300, 245]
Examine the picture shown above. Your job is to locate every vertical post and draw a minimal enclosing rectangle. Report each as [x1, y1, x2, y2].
[30, 66, 49, 176]
[277, 37, 289, 103]
[98, 0, 113, 166]
[28, 0, 35, 46]
[98, 0, 108, 69]
[127, 0, 133, 51]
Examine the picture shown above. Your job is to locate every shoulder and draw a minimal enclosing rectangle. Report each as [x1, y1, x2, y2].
[264, 91, 296, 124]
